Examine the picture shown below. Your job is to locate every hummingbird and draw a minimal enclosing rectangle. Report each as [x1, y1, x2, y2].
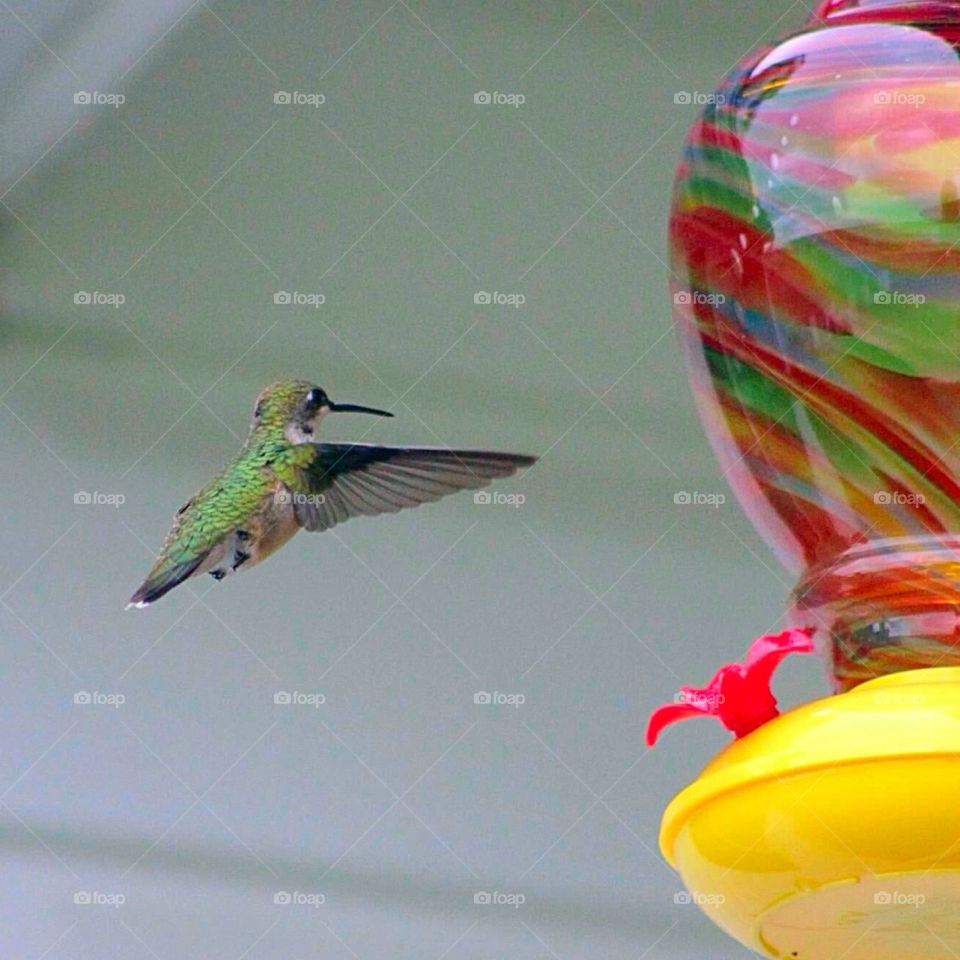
[128, 380, 536, 608]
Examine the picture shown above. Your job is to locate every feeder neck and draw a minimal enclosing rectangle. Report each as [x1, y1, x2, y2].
[791, 536, 960, 691]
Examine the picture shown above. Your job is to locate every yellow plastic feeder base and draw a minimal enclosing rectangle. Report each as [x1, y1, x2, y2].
[660, 667, 960, 959]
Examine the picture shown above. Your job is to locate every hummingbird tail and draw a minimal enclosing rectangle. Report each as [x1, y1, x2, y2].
[127, 554, 207, 609]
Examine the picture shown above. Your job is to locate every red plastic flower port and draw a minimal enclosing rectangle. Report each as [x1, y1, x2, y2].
[645, 627, 815, 746]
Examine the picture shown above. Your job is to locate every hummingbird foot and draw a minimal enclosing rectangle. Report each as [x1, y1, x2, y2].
[209, 569, 227, 581]
[231, 550, 251, 571]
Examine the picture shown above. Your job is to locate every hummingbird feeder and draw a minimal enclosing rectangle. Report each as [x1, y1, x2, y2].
[650, 2, 960, 956]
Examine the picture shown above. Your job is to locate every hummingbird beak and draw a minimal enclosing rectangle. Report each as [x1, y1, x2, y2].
[328, 401, 394, 418]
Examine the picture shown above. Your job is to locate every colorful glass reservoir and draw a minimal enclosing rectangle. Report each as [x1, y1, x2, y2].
[670, 0, 960, 689]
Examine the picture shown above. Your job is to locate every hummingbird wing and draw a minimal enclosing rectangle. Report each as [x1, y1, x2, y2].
[276, 444, 536, 532]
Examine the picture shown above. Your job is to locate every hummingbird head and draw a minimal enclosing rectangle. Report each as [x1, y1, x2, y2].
[250, 380, 393, 443]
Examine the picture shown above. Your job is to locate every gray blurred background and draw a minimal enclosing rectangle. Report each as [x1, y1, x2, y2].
[0, 1, 826, 957]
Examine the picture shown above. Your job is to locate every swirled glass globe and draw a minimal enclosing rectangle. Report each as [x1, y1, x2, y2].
[670, 0, 960, 689]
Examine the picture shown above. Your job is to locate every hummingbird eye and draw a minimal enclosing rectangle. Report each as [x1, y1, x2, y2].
[306, 388, 326, 408]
